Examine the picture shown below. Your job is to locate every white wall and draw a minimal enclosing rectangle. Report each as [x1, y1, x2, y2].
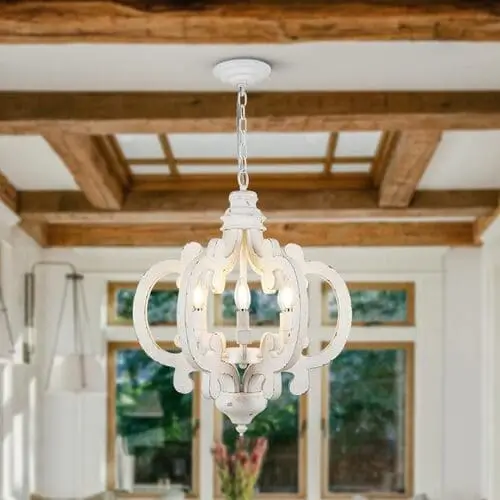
[0, 226, 42, 500]
[1, 242, 498, 500]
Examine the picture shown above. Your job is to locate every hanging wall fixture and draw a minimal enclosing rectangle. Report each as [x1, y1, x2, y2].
[133, 59, 352, 434]
[25, 262, 104, 392]
[0, 284, 16, 363]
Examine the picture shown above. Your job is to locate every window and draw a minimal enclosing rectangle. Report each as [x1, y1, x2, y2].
[323, 343, 414, 497]
[107, 342, 199, 495]
[107, 281, 178, 326]
[215, 372, 306, 496]
[214, 284, 280, 326]
[322, 282, 415, 327]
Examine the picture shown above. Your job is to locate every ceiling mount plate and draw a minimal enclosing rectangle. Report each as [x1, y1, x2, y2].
[213, 58, 271, 87]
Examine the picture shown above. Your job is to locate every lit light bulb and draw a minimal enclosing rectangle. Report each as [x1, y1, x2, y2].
[234, 278, 251, 310]
[278, 285, 294, 311]
[192, 284, 206, 310]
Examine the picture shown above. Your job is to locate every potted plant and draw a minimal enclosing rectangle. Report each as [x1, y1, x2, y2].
[212, 437, 268, 500]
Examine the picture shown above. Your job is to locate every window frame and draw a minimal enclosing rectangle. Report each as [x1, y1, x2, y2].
[106, 341, 200, 497]
[212, 384, 308, 499]
[321, 341, 415, 499]
[321, 282, 416, 327]
[106, 281, 178, 327]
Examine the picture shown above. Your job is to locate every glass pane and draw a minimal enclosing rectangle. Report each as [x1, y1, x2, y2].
[327, 348, 408, 494]
[116, 134, 164, 159]
[222, 373, 300, 494]
[115, 348, 194, 493]
[324, 284, 412, 326]
[111, 283, 178, 326]
[335, 131, 381, 157]
[169, 133, 236, 158]
[216, 287, 280, 326]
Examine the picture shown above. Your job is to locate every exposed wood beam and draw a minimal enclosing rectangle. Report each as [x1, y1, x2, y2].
[473, 194, 500, 243]
[18, 189, 498, 224]
[379, 131, 442, 207]
[0, 170, 17, 213]
[46, 222, 477, 248]
[2, 1, 500, 43]
[95, 135, 132, 187]
[44, 132, 127, 210]
[128, 156, 373, 166]
[132, 173, 372, 192]
[324, 133, 338, 174]
[370, 131, 400, 188]
[158, 134, 178, 176]
[0, 167, 48, 246]
[18, 220, 48, 248]
[4, 91, 500, 134]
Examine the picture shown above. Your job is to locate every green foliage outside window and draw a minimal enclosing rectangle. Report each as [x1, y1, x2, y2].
[113, 285, 178, 325]
[115, 347, 194, 490]
[325, 285, 413, 325]
[327, 347, 409, 494]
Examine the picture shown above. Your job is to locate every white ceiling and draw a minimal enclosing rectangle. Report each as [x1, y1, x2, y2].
[0, 136, 79, 190]
[117, 132, 380, 160]
[1, 42, 500, 91]
[419, 131, 500, 189]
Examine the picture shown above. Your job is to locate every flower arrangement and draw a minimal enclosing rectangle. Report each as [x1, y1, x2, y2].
[212, 437, 268, 500]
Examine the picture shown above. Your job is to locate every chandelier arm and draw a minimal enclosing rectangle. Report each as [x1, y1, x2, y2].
[241, 252, 307, 399]
[285, 260, 352, 396]
[133, 259, 197, 394]
[177, 250, 240, 398]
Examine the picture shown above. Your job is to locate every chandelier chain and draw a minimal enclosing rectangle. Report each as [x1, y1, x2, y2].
[237, 84, 249, 190]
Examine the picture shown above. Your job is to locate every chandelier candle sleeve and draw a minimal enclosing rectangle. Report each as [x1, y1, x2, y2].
[132, 58, 352, 433]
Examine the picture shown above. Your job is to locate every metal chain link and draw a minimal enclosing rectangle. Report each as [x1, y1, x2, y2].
[236, 84, 249, 190]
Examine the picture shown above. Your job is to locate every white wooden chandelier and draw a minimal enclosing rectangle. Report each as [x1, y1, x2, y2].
[133, 59, 352, 434]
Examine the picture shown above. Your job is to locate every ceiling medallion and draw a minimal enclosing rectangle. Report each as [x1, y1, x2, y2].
[133, 58, 352, 434]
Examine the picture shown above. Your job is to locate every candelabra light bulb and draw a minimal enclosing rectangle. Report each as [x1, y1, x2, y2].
[192, 284, 206, 310]
[234, 278, 251, 310]
[278, 285, 294, 311]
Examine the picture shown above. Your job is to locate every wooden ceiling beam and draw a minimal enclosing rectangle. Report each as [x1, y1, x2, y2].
[132, 173, 372, 192]
[18, 189, 498, 224]
[44, 132, 128, 210]
[379, 131, 442, 207]
[1, 1, 500, 43]
[46, 222, 477, 248]
[0, 170, 18, 214]
[3, 91, 500, 133]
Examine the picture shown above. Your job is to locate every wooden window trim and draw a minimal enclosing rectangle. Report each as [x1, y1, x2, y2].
[321, 341, 415, 499]
[321, 281, 415, 327]
[106, 281, 177, 326]
[106, 341, 200, 497]
[212, 375, 307, 499]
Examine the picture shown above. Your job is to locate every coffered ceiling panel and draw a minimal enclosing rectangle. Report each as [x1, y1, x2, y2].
[0, 136, 79, 190]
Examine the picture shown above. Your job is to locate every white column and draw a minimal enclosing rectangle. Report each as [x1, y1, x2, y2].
[490, 264, 500, 500]
[1, 364, 13, 500]
[442, 248, 490, 500]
